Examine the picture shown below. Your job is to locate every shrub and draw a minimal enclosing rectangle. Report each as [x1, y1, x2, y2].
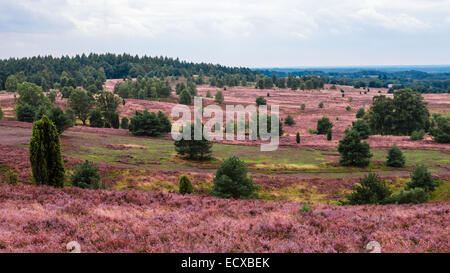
[344, 173, 391, 205]
[179, 89, 192, 105]
[0, 105, 3, 120]
[214, 91, 224, 104]
[129, 110, 171, 136]
[356, 108, 365, 119]
[308, 128, 317, 134]
[89, 109, 104, 128]
[410, 129, 425, 141]
[174, 123, 213, 160]
[256, 96, 267, 106]
[301, 104, 305, 110]
[348, 97, 353, 103]
[121, 117, 129, 129]
[16, 103, 36, 122]
[110, 112, 120, 129]
[386, 145, 405, 167]
[338, 129, 372, 167]
[47, 106, 74, 134]
[178, 175, 194, 194]
[430, 114, 449, 143]
[3, 169, 18, 185]
[206, 90, 212, 98]
[326, 129, 332, 141]
[211, 156, 258, 199]
[29, 115, 65, 187]
[318, 102, 324, 108]
[352, 119, 370, 139]
[346, 106, 351, 111]
[70, 160, 101, 189]
[384, 188, 429, 204]
[299, 202, 313, 213]
[407, 164, 437, 192]
[296, 132, 300, 144]
[284, 114, 295, 126]
[317, 116, 333, 135]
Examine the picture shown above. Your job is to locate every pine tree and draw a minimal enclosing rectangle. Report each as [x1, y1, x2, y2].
[296, 132, 300, 144]
[179, 89, 192, 105]
[284, 114, 295, 126]
[407, 164, 437, 192]
[327, 128, 332, 141]
[386, 145, 405, 167]
[212, 156, 258, 199]
[215, 91, 224, 104]
[29, 115, 65, 187]
[121, 116, 129, 129]
[338, 129, 372, 167]
[174, 123, 213, 160]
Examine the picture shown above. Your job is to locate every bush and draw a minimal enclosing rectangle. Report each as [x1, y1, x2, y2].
[214, 91, 224, 104]
[174, 123, 213, 160]
[211, 156, 258, 199]
[346, 106, 351, 111]
[0, 105, 3, 120]
[256, 96, 267, 106]
[70, 160, 101, 189]
[206, 90, 212, 98]
[308, 128, 317, 134]
[326, 128, 332, 141]
[318, 102, 324, 108]
[301, 104, 305, 110]
[29, 115, 65, 187]
[384, 188, 429, 204]
[178, 175, 194, 194]
[47, 106, 74, 134]
[344, 173, 391, 205]
[296, 132, 300, 144]
[3, 169, 18, 185]
[338, 129, 372, 167]
[16, 103, 36, 122]
[317, 116, 333, 135]
[356, 108, 365, 119]
[179, 89, 192, 105]
[129, 110, 171, 136]
[284, 114, 295, 126]
[430, 115, 449, 143]
[407, 164, 437, 192]
[352, 119, 370, 139]
[386, 145, 405, 167]
[89, 110, 104, 128]
[410, 129, 425, 140]
[121, 117, 129, 129]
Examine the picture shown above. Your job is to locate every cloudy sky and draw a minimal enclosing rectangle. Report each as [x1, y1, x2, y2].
[1, 0, 450, 67]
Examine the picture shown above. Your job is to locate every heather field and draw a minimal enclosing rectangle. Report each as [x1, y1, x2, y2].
[0, 185, 448, 253]
[0, 82, 449, 253]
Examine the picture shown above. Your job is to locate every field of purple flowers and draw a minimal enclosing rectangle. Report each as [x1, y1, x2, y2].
[0, 184, 448, 253]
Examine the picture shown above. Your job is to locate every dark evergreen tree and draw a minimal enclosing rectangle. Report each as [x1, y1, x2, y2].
[338, 129, 372, 167]
[386, 145, 406, 167]
[178, 175, 194, 194]
[174, 123, 213, 160]
[70, 160, 101, 189]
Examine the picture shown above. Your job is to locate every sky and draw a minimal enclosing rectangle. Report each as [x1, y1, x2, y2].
[1, 0, 450, 67]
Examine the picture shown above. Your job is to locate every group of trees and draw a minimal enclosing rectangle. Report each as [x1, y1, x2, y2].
[176, 80, 197, 105]
[114, 76, 172, 100]
[128, 110, 171, 137]
[0, 53, 255, 91]
[254, 74, 325, 91]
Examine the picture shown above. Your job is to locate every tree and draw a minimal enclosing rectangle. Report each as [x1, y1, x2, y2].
[301, 104, 306, 110]
[179, 89, 192, 105]
[5, 75, 18, 92]
[69, 88, 93, 125]
[174, 123, 213, 160]
[121, 116, 129, 129]
[430, 114, 450, 143]
[338, 129, 372, 167]
[29, 115, 65, 187]
[129, 110, 171, 136]
[206, 90, 212, 98]
[386, 145, 405, 167]
[256, 96, 267, 106]
[95, 91, 120, 127]
[47, 106, 74, 134]
[214, 90, 224, 104]
[318, 102, 324, 108]
[47, 91, 57, 103]
[356, 108, 365, 119]
[296, 132, 300, 143]
[70, 160, 101, 189]
[407, 164, 437, 192]
[368, 89, 429, 135]
[327, 128, 332, 141]
[343, 173, 391, 205]
[410, 129, 425, 141]
[352, 119, 371, 139]
[0, 105, 3, 120]
[16, 82, 50, 108]
[317, 116, 333, 135]
[211, 156, 258, 199]
[16, 104, 35, 122]
[284, 114, 295, 126]
[178, 175, 194, 194]
[89, 109, 104, 128]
